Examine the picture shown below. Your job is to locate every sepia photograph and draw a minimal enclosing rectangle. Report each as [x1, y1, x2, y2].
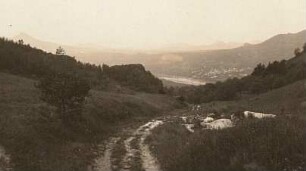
[0, 0, 305, 171]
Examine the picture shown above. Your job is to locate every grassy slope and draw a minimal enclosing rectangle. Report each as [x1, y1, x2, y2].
[0, 72, 183, 171]
[148, 80, 306, 171]
[150, 117, 305, 171]
[191, 79, 306, 116]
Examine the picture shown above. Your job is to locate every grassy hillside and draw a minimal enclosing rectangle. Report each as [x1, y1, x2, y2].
[147, 79, 306, 171]
[149, 117, 305, 171]
[0, 72, 182, 171]
[0, 38, 163, 93]
[145, 48, 306, 171]
[1, 31, 305, 171]
[192, 79, 305, 116]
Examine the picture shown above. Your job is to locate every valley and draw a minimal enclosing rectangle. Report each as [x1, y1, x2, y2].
[89, 76, 306, 171]
[1, 28, 305, 171]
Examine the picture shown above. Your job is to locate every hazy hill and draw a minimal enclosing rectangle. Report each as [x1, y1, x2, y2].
[12, 30, 306, 83]
[13, 33, 242, 54]
[12, 32, 116, 59]
[146, 30, 306, 82]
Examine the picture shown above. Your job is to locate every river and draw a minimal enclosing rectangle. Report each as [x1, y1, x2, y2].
[159, 76, 206, 86]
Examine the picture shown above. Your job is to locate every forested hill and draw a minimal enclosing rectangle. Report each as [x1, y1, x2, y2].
[0, 38, 163, 93]
[172, 44, 306, 104]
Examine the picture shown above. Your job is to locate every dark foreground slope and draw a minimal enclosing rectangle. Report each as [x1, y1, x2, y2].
[150, 116, 305, 171]
[0, 72, 182, 171]
[148, 79, 306, 171]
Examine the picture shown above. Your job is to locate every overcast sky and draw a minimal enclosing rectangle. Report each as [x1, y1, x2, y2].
[0, 0, 305, 49]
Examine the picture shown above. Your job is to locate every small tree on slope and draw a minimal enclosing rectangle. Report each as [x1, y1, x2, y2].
[36, 73, 90, 123]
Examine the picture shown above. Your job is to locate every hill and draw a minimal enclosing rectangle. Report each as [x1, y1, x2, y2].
[0, 38, 163, 93]
[0, 72, 182, 170]
[145, 65, 306, 171]
[146, 30, 306, 82]
[12, 33, 242, 55]
[12, 30, 306, 83]
[0, 37, 182, 171]
[195, 79, 306, 116]
[173, 47, 306, 104]
[2, 30, 305, 171]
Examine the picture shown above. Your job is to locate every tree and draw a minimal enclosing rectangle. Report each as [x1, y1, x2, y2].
[56, 46, 66, 55]
[18, 39, 24, 45]
[294, 48, 301, 57]
[303, 43, 306, 52]
[265, 60, 287, 75]
[36, 73, 90, 123]
[251, 63, 266, 76]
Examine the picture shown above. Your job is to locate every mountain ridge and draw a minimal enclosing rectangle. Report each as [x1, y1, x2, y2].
[10, 29, 306, 82]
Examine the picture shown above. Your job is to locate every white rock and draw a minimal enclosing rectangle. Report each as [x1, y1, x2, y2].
[201, 119, 233, 130]
[244, 111, 276, 119]
[183, 124, 195, 133]
[203, 117, 214, 123]
[181, 116, 187, 123]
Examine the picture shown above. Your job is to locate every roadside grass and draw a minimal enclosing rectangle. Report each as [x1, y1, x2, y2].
[149, 117, 306, 171]
[145, 122, 191, 171]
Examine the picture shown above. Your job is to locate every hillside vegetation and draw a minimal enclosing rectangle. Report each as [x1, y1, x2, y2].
[149, 117, 305, 171]
[145, 44, 306, 171]
[0, 38, 163, 93]
[172, 46, 306, 104]
[0, 71, 181, 171]
[148, 75, 306, 171]
[1, 33, 305, 171]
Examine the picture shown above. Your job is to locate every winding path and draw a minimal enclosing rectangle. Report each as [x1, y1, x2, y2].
[91, 120, 164, 171]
